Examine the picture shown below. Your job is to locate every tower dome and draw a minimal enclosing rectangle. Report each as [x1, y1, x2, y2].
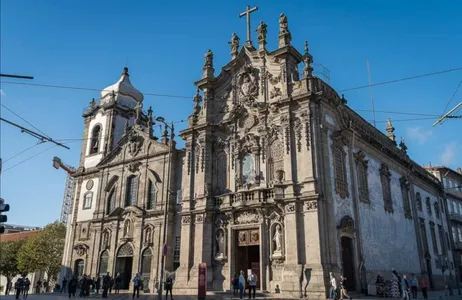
[100, 67, 143, 109]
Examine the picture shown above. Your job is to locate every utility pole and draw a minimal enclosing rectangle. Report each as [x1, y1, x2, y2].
[433, 101, 462, 127]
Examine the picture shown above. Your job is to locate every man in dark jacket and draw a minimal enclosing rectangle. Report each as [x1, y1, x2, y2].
[102, 273, 111, 298]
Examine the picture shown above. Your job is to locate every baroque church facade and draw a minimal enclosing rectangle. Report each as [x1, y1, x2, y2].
[61, 11, 457, 298]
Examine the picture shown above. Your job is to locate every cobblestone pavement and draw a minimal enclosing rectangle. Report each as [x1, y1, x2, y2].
[2, 291, 462, 300]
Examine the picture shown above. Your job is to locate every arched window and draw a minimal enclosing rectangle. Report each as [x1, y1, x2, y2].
[141, 248, 152, 275]
[90, 125, 101, 154]
[216, 152, 228, 193]
[125, 176, 138, 207]
[357, 162, 369, 203]
[74, 259, 84, 278]
[146, 180, 156, 210]
[83, 192, 93, 210]
[268, 139, 284, 183]
[99, 251, 109, 275]
[106, 188, 116, 214]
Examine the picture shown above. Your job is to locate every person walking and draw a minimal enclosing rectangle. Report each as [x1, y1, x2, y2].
[14, 277, 24, 300]
[101, 273, 110, 298]
[22, 277, 30, 299]
[95, 275, 101, 294]
[238, 270, 246, 299]
[113, 274, 120, 294]
[165, 275, 174, 300]
[401, 274, 410, 300]
[329, 272, 338, 300]
[339, 275, 352, 300]
[68, 276, 77, 298]
[247, 272, 257, 299]
[409, 274, 418, 299]
[419, 275, 428, 300]
[132, 273, 142, 299]
[61, 277, 68, 293]
[232, 273, 239, 296]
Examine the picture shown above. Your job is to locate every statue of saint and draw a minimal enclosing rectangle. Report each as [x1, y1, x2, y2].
[124, 220, 131, 238]
[216, 230, 225, 256]
[229, 33, 240, 54]
[103, 232, 109, 248]
[273, 224, 282, 252]
[204, 49, 213, 68]
[256, 21, 267, 44]
[279, 14, 288, 34]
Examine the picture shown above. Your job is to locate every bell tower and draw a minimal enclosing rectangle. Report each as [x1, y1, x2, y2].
[79, 67, 145, 169]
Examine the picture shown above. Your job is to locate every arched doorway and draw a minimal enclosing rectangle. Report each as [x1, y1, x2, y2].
[337, 216, 357, 291]
[141, 248, 152, 292]
[74, 259, 84, 278]
[341, 236, 356, 290]
[115, 243, 134, 289]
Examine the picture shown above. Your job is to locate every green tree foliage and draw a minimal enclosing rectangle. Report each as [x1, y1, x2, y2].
[0, 239, 24, 282]
[17, 221, 66, 281]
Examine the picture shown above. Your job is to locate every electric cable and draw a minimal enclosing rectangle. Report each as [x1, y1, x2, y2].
[1, 103, 51, 138]
[2, 141, 46, 164]
[2, 66, 462, 100]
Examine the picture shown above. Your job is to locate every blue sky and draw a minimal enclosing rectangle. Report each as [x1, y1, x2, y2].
[1, 0, 461, 227]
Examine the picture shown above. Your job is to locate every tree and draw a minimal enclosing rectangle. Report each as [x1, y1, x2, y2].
[0, 239, 24, 283]
[18, 221, 66, 281]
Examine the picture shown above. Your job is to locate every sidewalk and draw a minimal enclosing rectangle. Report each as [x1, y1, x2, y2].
[2, 290, 462, 300]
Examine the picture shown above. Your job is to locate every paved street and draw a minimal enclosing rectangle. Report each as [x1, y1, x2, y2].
[2, 291, 462, 300]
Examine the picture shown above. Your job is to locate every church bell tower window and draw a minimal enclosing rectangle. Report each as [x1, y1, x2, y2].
[90, 125, 102, 155]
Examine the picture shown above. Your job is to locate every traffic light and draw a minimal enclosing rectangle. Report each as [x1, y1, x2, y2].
[0, 198, 10, 234]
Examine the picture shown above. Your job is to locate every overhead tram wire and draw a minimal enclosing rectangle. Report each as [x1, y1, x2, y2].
[2, 142, 46, 164]
[0, 117, 71, 150]
[1, 103, 50, 138]
[440, 79, 462, 117]
[1, 66, 462, 100]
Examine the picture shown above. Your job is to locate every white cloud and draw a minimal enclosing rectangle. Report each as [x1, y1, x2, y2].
[440, 142, 457, 166]
[406, 126, 433, 145]
[0, 89, 5, 97]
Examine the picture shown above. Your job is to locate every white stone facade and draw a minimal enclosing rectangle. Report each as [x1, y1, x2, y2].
[60, 13, 456, 298]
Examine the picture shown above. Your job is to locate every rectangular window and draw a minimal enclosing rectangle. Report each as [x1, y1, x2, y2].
[176, 189, 182, 205]
[173, 236, 181, 263]
[83, 193, 93, 210]
[453, 227, 457, 243]
[438, 225, 446, 253]
[429, 223, 439, 255]
[458, 227, 462, 242]
[420, 218, 429, 253]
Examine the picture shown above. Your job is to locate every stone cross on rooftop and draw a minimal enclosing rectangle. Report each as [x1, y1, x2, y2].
[239, 5, 258, 46]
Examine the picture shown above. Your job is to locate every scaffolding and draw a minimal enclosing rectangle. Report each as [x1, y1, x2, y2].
[60, 169, 76, 225]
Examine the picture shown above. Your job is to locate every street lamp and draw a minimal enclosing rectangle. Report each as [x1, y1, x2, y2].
[155, 117, 175, 300]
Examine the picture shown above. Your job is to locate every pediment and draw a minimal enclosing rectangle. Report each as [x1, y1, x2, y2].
[107, 205, 144, 218]
[97, 127, 170, 167]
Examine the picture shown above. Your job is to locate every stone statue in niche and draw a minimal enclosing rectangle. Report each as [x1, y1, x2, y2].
[273, 224, 283, 257]
[123, 220, 131, 238]
[216, 230, 225, 258]
[238, 66, 258, 106]
[102, 231, 109, 248]
[145, 228, 152, 244]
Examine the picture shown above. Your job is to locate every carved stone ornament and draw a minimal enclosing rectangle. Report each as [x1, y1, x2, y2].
[86, 180, 94, 190]
[74, 244, 88, 257]
[285, 203, 296, 213]
[238, 64, 259, 106]
[305, 200, 318, 211]
[127, 161, 142, 173]
[182, 216, 191, 224]
[195, 214, 204, 223]
[337, 215, 355, 236]
[235, 211, 260, 224]
[127, 131, 142, 157]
